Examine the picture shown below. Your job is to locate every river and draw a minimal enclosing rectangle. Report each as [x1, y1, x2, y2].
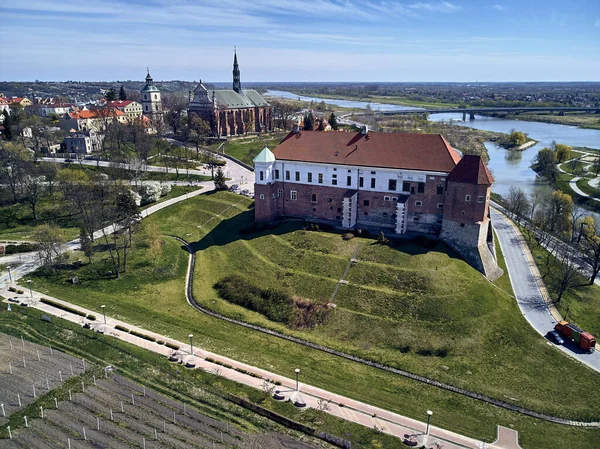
[265, 90, 600, 204]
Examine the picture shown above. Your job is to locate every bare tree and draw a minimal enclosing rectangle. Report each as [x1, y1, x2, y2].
[506, 186, 529, 221]
[21, 173, 45, 220]
[34, 224, 66, 274]
[552, 247, 581, 304]
[528, 190, 543, 221]
[580, 217, 600, 285]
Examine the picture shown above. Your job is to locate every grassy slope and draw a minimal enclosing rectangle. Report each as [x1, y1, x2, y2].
[26, 192, 600, 448]
[220, 133, 287, 166]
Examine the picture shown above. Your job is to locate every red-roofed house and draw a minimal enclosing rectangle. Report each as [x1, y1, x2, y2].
[59, 108, 127, 132]
[253, 128, 502, 279]
[107, 100, 143, 120]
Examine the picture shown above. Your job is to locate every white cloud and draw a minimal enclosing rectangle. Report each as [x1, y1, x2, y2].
[492, 5, 506, 12]
[409, 2, 461, 13]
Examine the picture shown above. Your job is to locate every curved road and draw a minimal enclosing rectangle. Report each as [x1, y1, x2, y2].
[492, 209, 600, 372]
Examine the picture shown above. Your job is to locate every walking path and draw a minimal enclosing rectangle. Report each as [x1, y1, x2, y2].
[491, 208, 600, 372]
[0, 288, 521, 449]
[556, 154, 600, 203]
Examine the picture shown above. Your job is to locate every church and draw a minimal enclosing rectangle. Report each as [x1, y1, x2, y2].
[188, 50, 272, 137]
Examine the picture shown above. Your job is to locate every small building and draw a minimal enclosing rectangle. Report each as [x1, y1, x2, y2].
[6, 97, 33, 107]
[63, 130, 104, 154]
[253, 128, 502, 280]
[188, 49, 272, 137]
[108, 100, 143, 121]
[35, 103, 77, 117]
[59, 108, 126, 132]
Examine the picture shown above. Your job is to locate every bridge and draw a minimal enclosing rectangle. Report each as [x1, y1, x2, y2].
[375, 106, 600, 120]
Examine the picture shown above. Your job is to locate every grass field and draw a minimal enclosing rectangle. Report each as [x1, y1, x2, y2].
[218, 133, 287, 166]
[24, 191, 600, 449]
[505, 112, 600, 130]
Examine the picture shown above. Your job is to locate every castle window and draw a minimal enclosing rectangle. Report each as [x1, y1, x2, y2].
[363, 200, 370, 206]
[285, 170, 290, 180]
[478, 196, 484, 203]
[318, 174, 323, 184]
[383, 212, 388, 216]
[290, 190, 297, 200]
[312, 207, 317, 212]
[308, 172, 313, 182]
[392, 197, 398, 201]
[272, 193, 276, 199]
[337, 207, 342, 212]
[347, 176, 352, 186]
[438, 203, 444, 208]
[384, 196, 390, 201]
[348, 169, 352, 173]
[371, 171, 376, 175]
[418, 182, 425, 193]
[277, 189, 283, 198]
[388, 179, 397, 191]
[415, 201, 422, 207]
[437, 184, 444, 195]
[465, 195, 471, 202]
[333, 168, 337, 171]
[259, 171, 264, 181]
[259, 194, 265, 200]
[370, 178, 376, 189]
[327, 198, 333, 203]
[460, 223, 465, 227]
[295, 171, 300, 181]
[274, 169, 280, 179]
[359, 177, 364, 188]
[312, 194, 317, 202]
[414, 217, 419, 221]
[332, 179, 338, 186]
[461, 211, 465, 215]
[402, 181, 410, 192]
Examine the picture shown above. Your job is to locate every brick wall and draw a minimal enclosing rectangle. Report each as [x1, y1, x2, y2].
[443, 181, 490, 224]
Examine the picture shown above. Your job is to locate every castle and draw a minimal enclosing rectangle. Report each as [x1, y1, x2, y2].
[253, 127, 503, 280]
[188, 49, 272, 137]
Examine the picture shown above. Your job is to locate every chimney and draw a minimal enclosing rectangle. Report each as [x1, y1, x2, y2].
[293, 122, 300, 134]
[361, 125, 368, 135]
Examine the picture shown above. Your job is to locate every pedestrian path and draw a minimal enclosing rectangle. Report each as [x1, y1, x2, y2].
[0, 287, 521, 449]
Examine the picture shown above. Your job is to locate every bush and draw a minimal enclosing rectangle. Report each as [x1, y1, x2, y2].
[157, 340, 165, 345]
[376, 231, 390, 245]
[160, 183, 172, 196]
[205, 357, 216, 363]
[342, 233, 355, 241]
[138, 181, 162, 205]
[8, 286, 16, 292]
[115, 325, 130, 332]
[16, 290, 24, 294]
[128, 189, 142, 207]
[40, 298, 87, 317]
[130, 330, 156, 342]
[87, 314, 96, 321]
[5, 243, 40, 255]
[165, 342, 180, 350]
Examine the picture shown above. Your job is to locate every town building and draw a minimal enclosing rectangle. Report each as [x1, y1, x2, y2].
[59, 108, 127, 132]
[4, 97, 33, 107]
[107, 100, 143, 121]
[188, 49, 272, 137]
[253, 128, 502, 280]
[34, 103, 76, 117]
[63, 130, 104, 154]
[140, 70, 163, 123]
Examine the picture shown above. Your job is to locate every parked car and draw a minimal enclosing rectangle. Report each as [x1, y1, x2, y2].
[8, 297, 20, 303]
[546, 330, 565, 345]
[229, 184, 239, 192]
[20, 302, 29, 307]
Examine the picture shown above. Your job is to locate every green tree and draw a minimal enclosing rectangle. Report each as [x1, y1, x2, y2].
[303, 112, 314, 131]
[105, 88, 117, 101]
[555, 143, 572, 163]
[329, 112, 338, 130]
[508, 130, 527, 147]
[317, 117, 324, 131]
[533, 147, 557, 181]
[549, 191, 574, 238]
[79, 227, 93, 263]
[34, 223, 66, 275]
[2, 110, 13, 140]
[214, 166, 227, 190]
[119, 85, 127, 101]
[580, 216, 600, 285]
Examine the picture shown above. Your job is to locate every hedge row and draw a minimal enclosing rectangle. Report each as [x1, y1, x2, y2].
[115, 325, 129, 332]
[165, 342, 180, 350]
[214, 275, 294, 324]
[130, 329, 157, 342]
[40, 298, 87, 317]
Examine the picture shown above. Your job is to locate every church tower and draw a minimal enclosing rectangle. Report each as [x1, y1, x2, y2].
[232, 48, 241, 93]
[141, 69, 162, 121]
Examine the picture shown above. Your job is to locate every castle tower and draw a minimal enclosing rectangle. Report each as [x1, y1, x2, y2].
[141, 69, 162, 122]
[233, 48, 241, 93]
[440, 155, 503, 281]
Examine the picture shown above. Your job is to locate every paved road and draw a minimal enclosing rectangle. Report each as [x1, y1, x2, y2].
[0, 289, 522, 449]
[492, 209, 600, 372]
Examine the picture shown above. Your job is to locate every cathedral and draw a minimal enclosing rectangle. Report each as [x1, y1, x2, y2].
[188, 50, 272, 137]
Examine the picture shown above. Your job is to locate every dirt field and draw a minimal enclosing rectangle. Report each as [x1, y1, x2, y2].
[0, 334, 324, 449]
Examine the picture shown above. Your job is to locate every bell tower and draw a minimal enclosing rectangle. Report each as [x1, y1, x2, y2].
[232, 47, 242, 93]
[140, 68, 162, 122]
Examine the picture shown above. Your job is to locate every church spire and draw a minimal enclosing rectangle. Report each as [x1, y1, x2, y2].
[232, 47, 241, 93]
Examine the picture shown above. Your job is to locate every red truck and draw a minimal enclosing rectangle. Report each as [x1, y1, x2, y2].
[554, 321, 596, 352]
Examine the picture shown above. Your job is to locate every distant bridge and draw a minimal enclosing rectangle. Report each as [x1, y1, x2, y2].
[375, 106, 600, 120]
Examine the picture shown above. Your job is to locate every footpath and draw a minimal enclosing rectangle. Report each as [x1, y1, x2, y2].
[0, 287, 520, 449]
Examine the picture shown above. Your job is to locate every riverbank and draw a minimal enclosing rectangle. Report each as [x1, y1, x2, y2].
[498, 112, 600, 130]
[284, 91, 459, 109]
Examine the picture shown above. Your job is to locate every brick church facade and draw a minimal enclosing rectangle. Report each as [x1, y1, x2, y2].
[188, 50, 272, 137]
[253, 128, 503, 280]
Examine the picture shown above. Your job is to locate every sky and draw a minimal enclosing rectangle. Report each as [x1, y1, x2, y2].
[0, 0, 599, 82]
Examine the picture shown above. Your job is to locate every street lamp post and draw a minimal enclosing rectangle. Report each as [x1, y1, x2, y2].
[6, 266, 12, 284]
[101, 305, 106, 324]
[26, 280, 32, 298]
[426, 410, 433, 435]
[294, 368, 300, 391]
[189, 334, 194, 355]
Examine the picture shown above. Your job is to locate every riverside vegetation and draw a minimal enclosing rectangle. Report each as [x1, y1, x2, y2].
[24, 191, 600, 449]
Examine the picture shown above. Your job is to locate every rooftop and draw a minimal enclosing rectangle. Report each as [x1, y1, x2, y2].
[448, 154, 494, 185]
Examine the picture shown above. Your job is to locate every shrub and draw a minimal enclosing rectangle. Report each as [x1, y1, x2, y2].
[160, 183, 172, 196]
[16, 290, 24, 294]
[342, 233, 355, 241]
[87, 314, 96, 321]
[128, 189, 142, 207]
[130, 330, 156, 342]
[157, 340, 165, 345]
[165, 342, 180, 350]
[205, 357, 216, 363]
[5, 243, 40, 255]
[8, 286, 16, 292]
[40, 298, 87, 317]
[376, 231, 390, 246]
[138, 181, 162, 205]
[115, 325, 130, 332]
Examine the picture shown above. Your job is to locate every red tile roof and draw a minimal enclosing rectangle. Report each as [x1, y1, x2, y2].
[273, 131, 461, 173]
[108, 100, 136, 108]
[448, 154, 494, 185]
[67, 109, 125, 119]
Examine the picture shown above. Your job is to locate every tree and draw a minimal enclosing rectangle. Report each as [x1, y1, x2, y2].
[532, 147, 557, 181]
[552, 246, 580, 304]
[79, 226, 93, 263]
[329, 112, 338, 130]
[528, 190, 542, 221]
[119, 85, 127, 101]
[0, 142, 32, 203]
[548, 191, 574, 238]
[506, 186, 529, 221]
[34, 224, 66, 274]
[554, 143, 572, 163]
[2, 110, 13, 140]
[507, 131, 527, 147]
[214, 167, 227, 190]
[163, 93, 187, 135]
[317, 117, 324, 131]
[21, 172, 45, 220]
[303, 112, 314, 131]
[105, 88, 117, 101]
[187, 115, 210, 158]
[593, 157, 600, 176]
[580, 216, 600, 285]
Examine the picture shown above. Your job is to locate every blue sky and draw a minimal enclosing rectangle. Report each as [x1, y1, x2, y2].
[1, 0, 599, 82]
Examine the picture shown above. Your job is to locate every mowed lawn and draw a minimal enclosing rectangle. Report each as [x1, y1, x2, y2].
[219, 132, 287, 165]
[27, 191, 600, 449]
